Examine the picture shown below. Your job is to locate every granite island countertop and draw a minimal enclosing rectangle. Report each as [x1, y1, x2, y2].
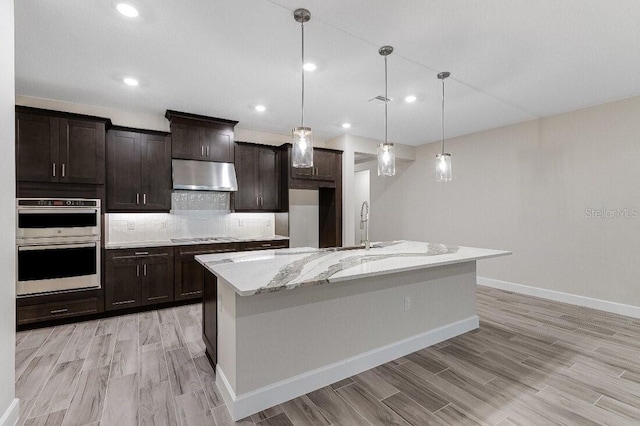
[195, 240, 511, 296]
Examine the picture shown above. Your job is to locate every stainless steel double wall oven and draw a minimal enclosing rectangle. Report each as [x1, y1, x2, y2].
[16, 198, 101, 296]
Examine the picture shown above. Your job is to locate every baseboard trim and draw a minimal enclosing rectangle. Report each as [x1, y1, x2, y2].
[216, 315, 479, 421]
[478, 276, 640, 319]
[0, 399, 19, 426]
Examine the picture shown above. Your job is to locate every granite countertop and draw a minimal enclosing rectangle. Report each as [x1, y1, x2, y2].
[195, 240, 511, 296]
[104, 235, 289, 250]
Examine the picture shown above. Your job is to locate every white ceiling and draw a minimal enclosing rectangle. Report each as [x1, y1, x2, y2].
[15, 0, 640, 146]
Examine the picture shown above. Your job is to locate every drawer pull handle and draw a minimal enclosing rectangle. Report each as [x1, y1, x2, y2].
[262, 243, 272, 247]
[148, 295, 168, 301]
[135, 252, 149, 256]
[50, 308, 68, 315]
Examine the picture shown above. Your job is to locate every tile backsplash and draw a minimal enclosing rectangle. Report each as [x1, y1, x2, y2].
[105, 192, 276, 243]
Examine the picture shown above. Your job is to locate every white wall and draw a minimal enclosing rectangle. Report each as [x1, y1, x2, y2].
[369, 95, 640, 308]
[325, 134, 416, 246]
[288, 189, 319, 248]
[0, 0, 17, 423]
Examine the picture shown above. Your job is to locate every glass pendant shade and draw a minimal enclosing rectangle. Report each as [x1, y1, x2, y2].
[377, 143, 396, 176]
[436, 153, 452, 182]
[292, 126, 313, 168]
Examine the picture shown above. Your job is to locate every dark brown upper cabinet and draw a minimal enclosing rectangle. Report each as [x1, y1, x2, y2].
[282, 145, 342, 190]
[290, 149, 337, 182]
[107, 127, 171, 212]
[165, 110, 238, 163]
[16, 107, 110, 184]
[233, 142, 280, 211]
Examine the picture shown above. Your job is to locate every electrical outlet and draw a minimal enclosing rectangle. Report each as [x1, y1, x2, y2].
[238, 220, 245, 227]
[127, 221, 135, 230]
[404, 296, 411, 311]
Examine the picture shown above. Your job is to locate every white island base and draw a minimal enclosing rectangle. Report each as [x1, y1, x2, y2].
[214, 261, 480, 421]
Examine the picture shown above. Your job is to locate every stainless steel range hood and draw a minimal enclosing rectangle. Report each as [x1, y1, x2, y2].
[172, 159, 238, 191]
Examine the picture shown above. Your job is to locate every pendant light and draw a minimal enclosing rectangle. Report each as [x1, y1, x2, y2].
[377, 45, 396, 177]
[292, 8, 313, 168]
[436, 71, 452, 182]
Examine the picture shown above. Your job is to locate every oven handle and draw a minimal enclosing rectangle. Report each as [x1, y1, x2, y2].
[18, 242, 98, 251]
[17, 208, 100, 215]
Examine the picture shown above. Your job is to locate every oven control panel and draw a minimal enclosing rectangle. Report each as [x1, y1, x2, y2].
[18, 199, 99, 207]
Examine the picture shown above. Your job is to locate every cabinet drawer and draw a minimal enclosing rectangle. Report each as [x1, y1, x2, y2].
[241, 240, 289, 251]
[175, 243, 240, 256]
[17, 297, 99, 325]
[106, 246, 173, 261]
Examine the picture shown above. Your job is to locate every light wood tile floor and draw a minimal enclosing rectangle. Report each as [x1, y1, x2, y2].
[15, 287, 640, 425]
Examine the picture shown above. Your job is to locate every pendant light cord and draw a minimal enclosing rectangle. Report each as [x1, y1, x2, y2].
[301, 21, 305, 127]
[384, 55, 388, 145]
[441, 77, 445, 155]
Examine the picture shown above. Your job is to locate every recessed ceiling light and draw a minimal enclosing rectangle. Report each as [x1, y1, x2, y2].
[123, 77, 139, 86]
[255, 105, 266, 112]
[303, 63, 317, 72]
[404, 95, 417, 103]
[116, 3, 139, 18]
[342, 123, 351, 129]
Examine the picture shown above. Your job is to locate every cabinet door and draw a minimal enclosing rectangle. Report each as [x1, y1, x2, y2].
[141, 254, 174, 305]
[234, 144, 259, 210]
[140, 134, 172, 210]
[203, 128, 233, 162]
[258, 147, 279, 210]
[105, 258, 141, 310]
[202, 271, 217, 365]
[314, 150, 336, 181]
[16, 112, 59, 182]
[106, 130, 141, 211]
[291, 164, 314, 180]
[171, 122, 203, 160]
[59, 119, 105, 184]
[174, 256, 205, 300]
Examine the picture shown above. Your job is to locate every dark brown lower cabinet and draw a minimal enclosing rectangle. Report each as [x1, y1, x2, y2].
[17, 289, 102, 326]
[174, 243, 240, 301]
[202, 270, 217, 366]
[105, 247, 174, 311]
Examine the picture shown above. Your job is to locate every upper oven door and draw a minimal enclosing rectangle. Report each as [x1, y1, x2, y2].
[17, 207, 100, 240]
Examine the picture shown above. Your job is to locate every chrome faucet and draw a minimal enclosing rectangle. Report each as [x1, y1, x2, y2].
[360, 201, 370, 250]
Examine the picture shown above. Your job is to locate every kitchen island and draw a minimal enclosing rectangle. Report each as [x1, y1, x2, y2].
[196, 240, 510, 420]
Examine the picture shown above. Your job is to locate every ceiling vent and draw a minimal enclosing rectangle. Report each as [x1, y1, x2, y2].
[368, 95, 394, 103]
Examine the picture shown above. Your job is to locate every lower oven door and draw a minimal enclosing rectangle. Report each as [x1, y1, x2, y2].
[17, 241, 101, 296]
